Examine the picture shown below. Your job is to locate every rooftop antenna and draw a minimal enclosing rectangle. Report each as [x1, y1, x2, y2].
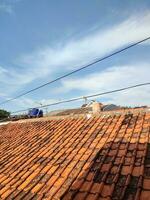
[83, 96, 88, 104]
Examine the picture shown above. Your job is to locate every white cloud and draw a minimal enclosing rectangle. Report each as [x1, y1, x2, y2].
[9, 97, 62, 114]
[0, 12, 150, 104]
[109, 88, 150, 107]
[15, 11, 150, 83]
[0, 65, 37, 95]
[6, 64, 150, 111]
[0, 4, 13, 14]
[60, 64, 149, 92]
[58, 64, 150, 106]
[0, 0, 22, 14]
[0, 92, 7, 97]
[14, 97, 60, 108]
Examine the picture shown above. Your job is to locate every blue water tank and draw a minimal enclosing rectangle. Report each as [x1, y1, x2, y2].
[38, 110, 43, 117]
[28, 108, 43, 117]
[28, 108, 39, 117]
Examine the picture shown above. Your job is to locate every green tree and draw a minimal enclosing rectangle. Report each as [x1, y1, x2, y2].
[0, 109, 10, 120]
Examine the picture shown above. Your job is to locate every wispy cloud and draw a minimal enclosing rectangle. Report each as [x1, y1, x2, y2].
[58, 63, 150, 106]
[59, 64, 150, 92]
[18, 98, 58, 108]
[9, 63, 150, 111]
[0, 65, 36, 95]
[0, 12, 150, 105]
[0, 4, 13, 14]
[0, 0, 22, 15]
[16, 11, 150, 81]
[9, 97, 61, 113]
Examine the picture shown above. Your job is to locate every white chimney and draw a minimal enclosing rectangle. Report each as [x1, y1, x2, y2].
[92, 102, 102, 114]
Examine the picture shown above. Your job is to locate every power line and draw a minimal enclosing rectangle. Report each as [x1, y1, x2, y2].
[0, 36, 150, 106]
[11, 82, 150, 114]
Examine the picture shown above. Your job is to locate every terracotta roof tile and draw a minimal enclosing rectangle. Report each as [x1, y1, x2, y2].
[0, 109, 150, 199]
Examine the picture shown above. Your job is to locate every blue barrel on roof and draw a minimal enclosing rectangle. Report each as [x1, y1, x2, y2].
[38, 110, 43, 117]
[28, 108, 39, 117]
[28, 108, 43, 118]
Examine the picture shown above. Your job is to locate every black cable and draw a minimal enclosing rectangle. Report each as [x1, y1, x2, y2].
[11, 82, 150, 114]
[0, 36, 150, 106]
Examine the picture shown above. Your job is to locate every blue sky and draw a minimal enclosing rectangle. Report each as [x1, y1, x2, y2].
[0, 0, 150, 113]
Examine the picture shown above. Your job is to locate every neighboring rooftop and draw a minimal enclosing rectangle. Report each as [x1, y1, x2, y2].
[47, 101, 148, 117]
[54, 107, 92, 116]
[0, 108, 150, 199]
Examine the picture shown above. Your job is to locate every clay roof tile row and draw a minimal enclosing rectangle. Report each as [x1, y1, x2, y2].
[0, 110, 150, 199]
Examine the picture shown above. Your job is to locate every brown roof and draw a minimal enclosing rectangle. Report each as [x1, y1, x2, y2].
[54, 107, 92, 116]
[48, 105, 147, 117]
[0, 109, 150, 199]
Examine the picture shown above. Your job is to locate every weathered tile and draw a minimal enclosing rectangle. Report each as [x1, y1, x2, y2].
[0, 110, 149, 200]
